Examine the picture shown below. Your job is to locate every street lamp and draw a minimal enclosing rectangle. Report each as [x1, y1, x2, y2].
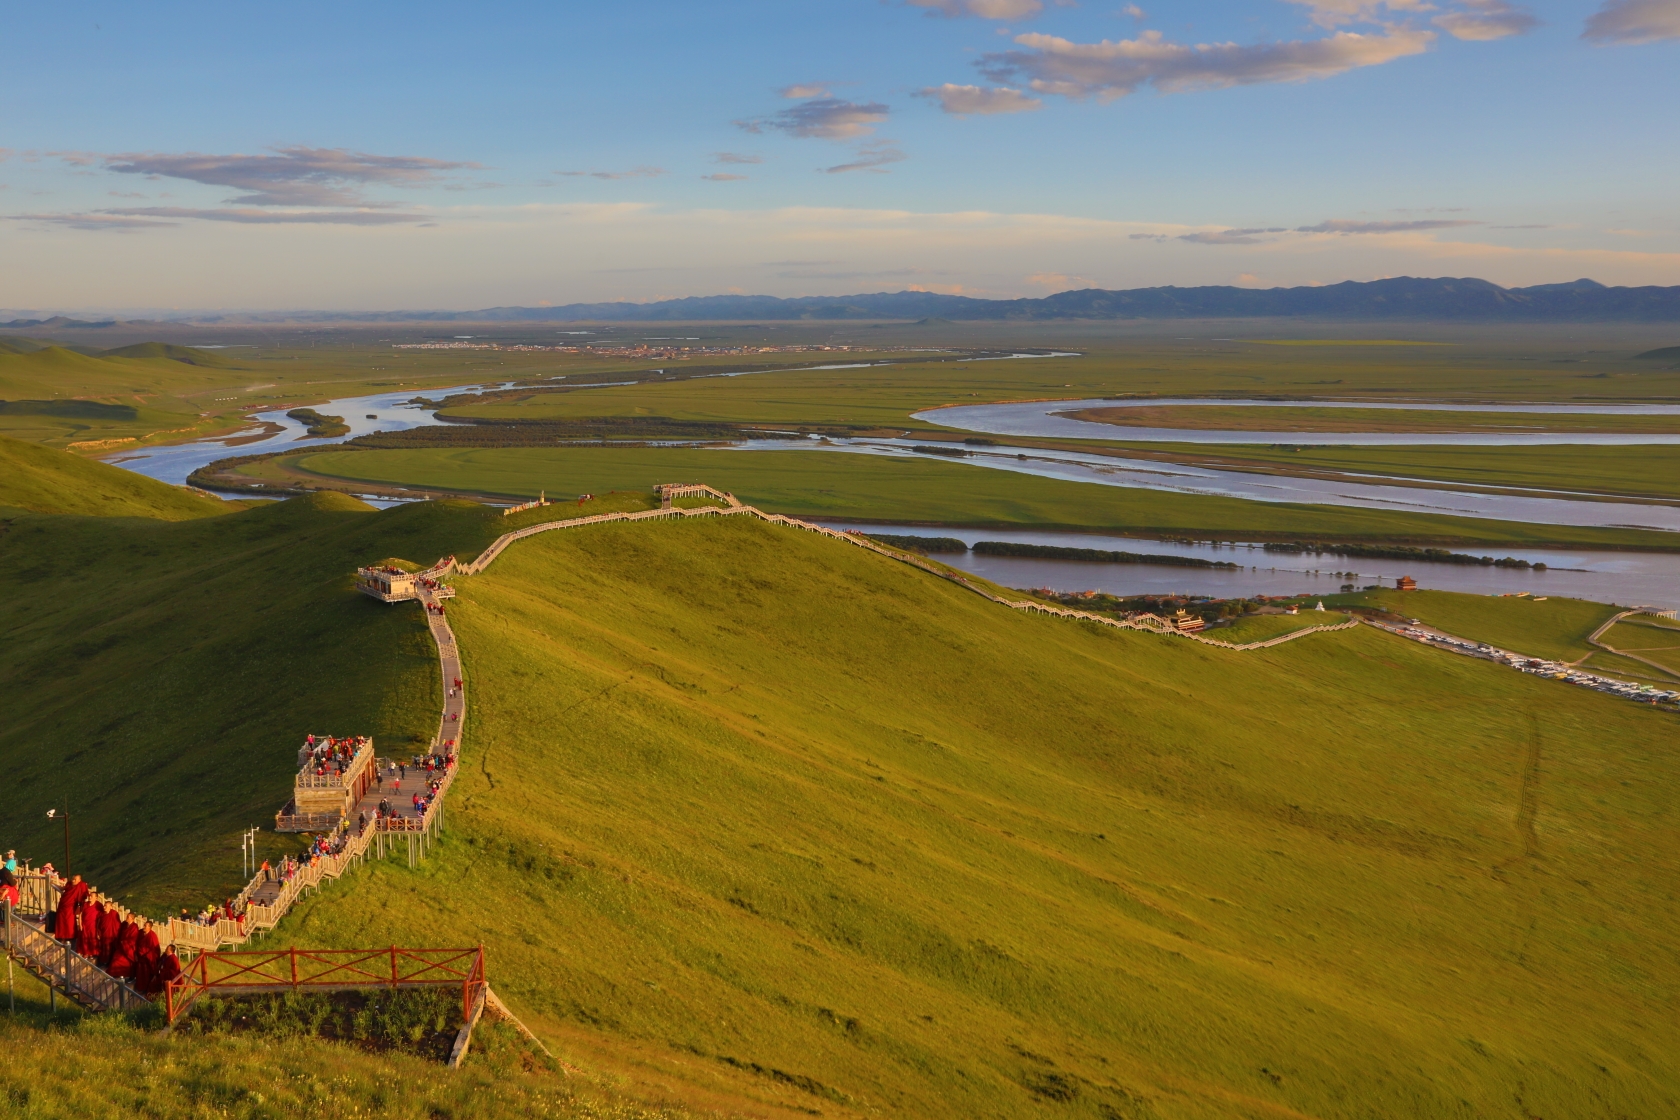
[45, 807, 69, 878]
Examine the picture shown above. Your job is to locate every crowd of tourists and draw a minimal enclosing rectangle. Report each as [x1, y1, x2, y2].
[47, 869, 182, 997]
[302, 734, 370, 777]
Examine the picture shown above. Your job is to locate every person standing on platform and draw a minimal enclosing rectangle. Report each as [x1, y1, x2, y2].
[0, 864, 18, 911]
[153, 946, 182, 995]
[53, 874, 88, 941]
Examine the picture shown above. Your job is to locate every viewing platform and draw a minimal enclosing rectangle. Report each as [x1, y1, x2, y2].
[276, 735, 376, 832]
[357, 565, 418, 602]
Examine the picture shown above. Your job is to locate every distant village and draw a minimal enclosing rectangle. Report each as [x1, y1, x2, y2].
[390, 341, 899, 360]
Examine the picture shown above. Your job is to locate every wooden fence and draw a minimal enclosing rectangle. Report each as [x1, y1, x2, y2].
[164, 944, 486, 1026]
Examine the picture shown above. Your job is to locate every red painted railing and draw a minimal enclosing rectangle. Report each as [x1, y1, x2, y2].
[164, 945, 485, 1026]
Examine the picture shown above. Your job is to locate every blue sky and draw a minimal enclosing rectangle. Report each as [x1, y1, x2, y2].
[3, 0, 1677, 311]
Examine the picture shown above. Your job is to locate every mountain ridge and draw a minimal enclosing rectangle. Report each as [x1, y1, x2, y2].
[9, 276, 1680, 326]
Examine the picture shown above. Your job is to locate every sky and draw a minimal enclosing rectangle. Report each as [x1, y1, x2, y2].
[2, 0, 1678, 312]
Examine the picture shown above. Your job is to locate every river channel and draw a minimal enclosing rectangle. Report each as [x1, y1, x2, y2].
[916, 397, 1680, 446]
[105, 384, 1680, 606]
[815, 522, 1680, 609]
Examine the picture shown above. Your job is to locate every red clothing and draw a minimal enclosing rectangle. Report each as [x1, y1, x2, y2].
[154, 949, 182, 993]
[107, 920, 139, 979]
[52, 880, 88, 940]
[75, 900, 101, 958]
[134, 929, 162, 994]
[97, 907, 122, 968]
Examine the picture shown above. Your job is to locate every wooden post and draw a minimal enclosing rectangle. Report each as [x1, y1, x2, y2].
[390, 946, 398, 988]
[290, 946, 298, 989]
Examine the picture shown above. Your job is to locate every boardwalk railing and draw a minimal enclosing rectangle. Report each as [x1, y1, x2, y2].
[443, 494, 1364, 654]
[3, 903, 150, 1012]
[164, 944, 486, 1026]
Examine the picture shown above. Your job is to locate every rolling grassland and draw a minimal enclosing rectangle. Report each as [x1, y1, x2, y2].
[284, 444, 1680, 550]
[2, 446, 1676, 1117]
[273, 515, 1679, 1120]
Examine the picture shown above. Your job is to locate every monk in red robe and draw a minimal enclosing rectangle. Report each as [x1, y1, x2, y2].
[133, 924, 162, 994]
[153, 947, 182, 996]
[75, 898, 101, 958]
[107, 919, 139, 979]
[52, 874, 88, 941]
[97, 906, 122, 969]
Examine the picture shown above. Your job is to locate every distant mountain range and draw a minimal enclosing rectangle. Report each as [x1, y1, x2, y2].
[7, 277, 1680, 326]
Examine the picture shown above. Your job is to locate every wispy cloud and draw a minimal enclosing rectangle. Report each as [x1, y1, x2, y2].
[1121, 5, 1146, 19]
[822, 141, 907, 174]
[91, 146, 479, 206]
[1298, 218, 1482, 233]
[6, 212, 178, 231]
[916, 83, 1043, 115]
[1434, 0, 1540, 40]
[1180, 227, 1288, 244]
[981, 26, 1435, 100]
[702, 173, 749, 181]
[1583, 0, 1680, 43]
[907, 0, 1045, 17]
[9, 206, 426, 231]
[714, 152, 764, 165]
[778, 83, 831, 99]
[738, 98, 891, 139]
[557, 166, 666, 180]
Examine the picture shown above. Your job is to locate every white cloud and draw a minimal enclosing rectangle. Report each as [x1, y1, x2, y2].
[778, 83, 831, 99]
[907, 0, 1045, 18]
[557, 166, 666, 180]
[1121, 5, 1146, 20]
[1283, 1, 1435, 29]
[822, 141, 908, 174]
[702, 173, 749, 181]
[1583, 0, 1680, 43]
[982, 26, 1435, 100]
[739, 98, 891, 140]
[917, 83, 1044, 114]
[1434, 0, 1540, 40]
[714, 152, 764, 164]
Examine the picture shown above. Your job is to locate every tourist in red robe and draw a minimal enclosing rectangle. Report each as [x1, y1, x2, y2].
[107, 919, 139, 979]
[52, 875, 88, 941]
[133, 925, 162, 994]
[97, 906, 122, 969]
[75, 899, 101, 958]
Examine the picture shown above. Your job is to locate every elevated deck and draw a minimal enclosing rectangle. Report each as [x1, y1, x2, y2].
[276, 736, 376, 832]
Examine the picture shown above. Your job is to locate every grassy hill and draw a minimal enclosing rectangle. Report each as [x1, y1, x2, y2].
[97, 341, 242, 367]
[0, 433, 231, 519]
[2, 459, 1676, 1116]
[257, 513, 1675, 1119]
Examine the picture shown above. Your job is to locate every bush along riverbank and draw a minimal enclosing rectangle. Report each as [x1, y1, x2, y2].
[1263, 541, 1546, 569]
[973, 541, 1241, 569]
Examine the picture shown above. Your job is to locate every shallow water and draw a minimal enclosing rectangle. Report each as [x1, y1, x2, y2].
[732, 439, 1680, 533]
[818, 522, 1680, 609]
[917, 397, 1680, 447]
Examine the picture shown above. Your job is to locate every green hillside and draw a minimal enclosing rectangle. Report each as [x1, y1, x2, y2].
[258, 513, 1674, 1120]
[98, 341, 242, 367]
[2, 474, 1675, 1117]
[0, 433, 230, 519]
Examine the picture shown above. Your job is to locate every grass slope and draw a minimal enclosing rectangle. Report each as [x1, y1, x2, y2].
[0, 493, 532, 909]
[287, 444, 1680, 550]
[1328, 588, 1623, 661]
[0, 433, 230, 520]
[258, 515, 1680, 1120]
[97, 341, 240, 366]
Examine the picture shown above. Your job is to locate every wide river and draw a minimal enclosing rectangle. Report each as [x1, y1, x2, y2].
[107, 384, 1680, 606]
[915, 397, 1680, 446]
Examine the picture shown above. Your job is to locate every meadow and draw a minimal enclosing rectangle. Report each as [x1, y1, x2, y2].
[1323, 589, 1623, 661]
[3, 442, 1678, 1117]
[280, 443, 1680, 551]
